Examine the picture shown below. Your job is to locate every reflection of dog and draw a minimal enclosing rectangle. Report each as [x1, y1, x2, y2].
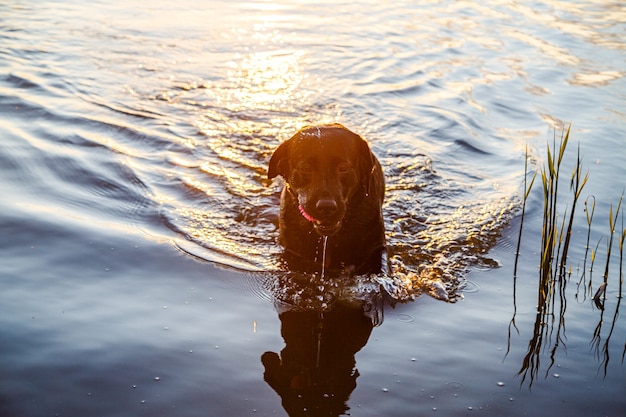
[268, 124, 387, 275]
[261, 302, 373, 416]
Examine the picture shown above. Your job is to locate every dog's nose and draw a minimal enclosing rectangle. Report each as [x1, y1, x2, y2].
[316, 199, 338, 215]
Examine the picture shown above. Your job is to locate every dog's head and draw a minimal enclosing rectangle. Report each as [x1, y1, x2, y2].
[268, 124, 378, 236]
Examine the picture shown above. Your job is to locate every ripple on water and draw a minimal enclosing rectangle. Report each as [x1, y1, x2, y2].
[4, 0, 523, 306]
[129, 33, 523, 304]
[461, 280, 481, 294]
[445, 381, 465, 392]
[394, 313, 415, 323]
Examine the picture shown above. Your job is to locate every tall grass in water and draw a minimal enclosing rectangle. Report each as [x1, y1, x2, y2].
[538, 126, 588, 291]
[512, 126, 625, 387]
[508, 146, 536, 344]
[513, 146, 536, 278]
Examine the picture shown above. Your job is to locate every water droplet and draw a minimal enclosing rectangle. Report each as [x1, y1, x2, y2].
[132, 385, 137, 388]
[497, 381, 505, 387]
[163, 306, 168, 309]
[553, 373, 560, 378]
[163, 326, 169, 330]
[141, 400, 146, 404]
[154, 376, 160, 381]
[468, 406, 473, 410]
[411, 358, 417, 362]
[382, 388, 389, 392]
[432, 408, 437, 411]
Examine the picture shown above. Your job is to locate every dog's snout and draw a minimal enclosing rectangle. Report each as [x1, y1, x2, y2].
[315, 198, 338, 215]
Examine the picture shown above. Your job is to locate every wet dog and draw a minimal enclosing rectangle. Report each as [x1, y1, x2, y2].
[268, 124, 387, 275]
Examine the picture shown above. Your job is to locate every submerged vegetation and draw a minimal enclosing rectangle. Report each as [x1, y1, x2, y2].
[511, 126, 625, 387]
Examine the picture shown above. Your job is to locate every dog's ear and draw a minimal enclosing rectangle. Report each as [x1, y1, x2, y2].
[268, 140, 290, 180]
[357, 137, 380, 196]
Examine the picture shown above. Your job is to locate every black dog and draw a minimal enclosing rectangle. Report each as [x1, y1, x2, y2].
[268, 124, 386, 275]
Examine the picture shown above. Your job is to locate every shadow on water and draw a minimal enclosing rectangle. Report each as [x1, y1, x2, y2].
[261, 301, 374, 417]
[509, 129, 625, 388]
[256, 248, 404, 417]
[180, 241, 392, 417]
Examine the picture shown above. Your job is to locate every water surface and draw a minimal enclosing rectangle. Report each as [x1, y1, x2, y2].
[1, 0, 625, 416]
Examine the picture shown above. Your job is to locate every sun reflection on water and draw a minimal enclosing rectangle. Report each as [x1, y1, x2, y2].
[225, 50, 306, 111]
[163, 40, 331, 271]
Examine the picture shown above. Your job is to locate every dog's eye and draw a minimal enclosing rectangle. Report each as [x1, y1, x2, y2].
[299, 164, 312, 173]
[337, 163, 350, 174]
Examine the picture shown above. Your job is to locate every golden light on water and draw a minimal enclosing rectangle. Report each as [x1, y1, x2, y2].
[160, 14, 325, 270]
[196, 47, 319, 154]
[226, 49, 306, 111]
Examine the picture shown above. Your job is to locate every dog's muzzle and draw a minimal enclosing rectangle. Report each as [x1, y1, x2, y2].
[298, 204, 342, 236]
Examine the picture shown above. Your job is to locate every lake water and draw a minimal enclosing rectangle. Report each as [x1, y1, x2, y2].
[1, 0, 625, 415]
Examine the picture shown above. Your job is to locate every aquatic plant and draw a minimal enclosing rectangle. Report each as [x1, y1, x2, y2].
[575, 196, 596, 300]
[537, 126, 589, 287]
[508, 146, 536, 344]
[511, 126, 625, 387]
[513, 145, 536, 278]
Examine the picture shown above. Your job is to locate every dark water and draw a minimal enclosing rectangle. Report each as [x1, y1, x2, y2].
[1, 0, 625, 416]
